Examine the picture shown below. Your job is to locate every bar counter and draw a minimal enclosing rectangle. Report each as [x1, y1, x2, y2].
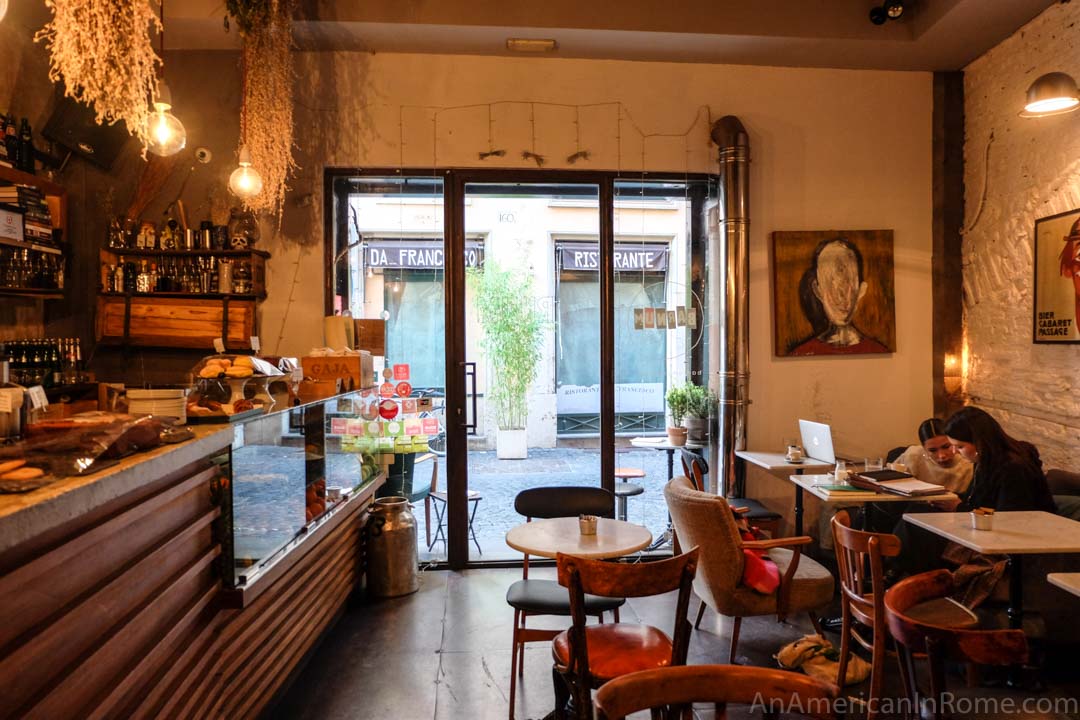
[0, 420, 377, 719]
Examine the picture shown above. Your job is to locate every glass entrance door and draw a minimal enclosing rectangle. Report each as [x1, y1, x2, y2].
[460, 181, 602, 561]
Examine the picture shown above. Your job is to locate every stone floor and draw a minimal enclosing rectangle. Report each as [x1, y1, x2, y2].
[423, 447, 680, 561]
[269, 566, 1080, 720]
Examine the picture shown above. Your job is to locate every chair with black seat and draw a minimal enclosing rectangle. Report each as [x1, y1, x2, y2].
[594, 664, 839, 720]
[553, 548, 699, 720]
[681, 450, 782, 538]
[507, 487, 624, 720]
[885, 570, 1028, 720]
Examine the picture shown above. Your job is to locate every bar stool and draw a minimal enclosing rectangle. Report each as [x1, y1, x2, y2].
[613, 467, 644, 521]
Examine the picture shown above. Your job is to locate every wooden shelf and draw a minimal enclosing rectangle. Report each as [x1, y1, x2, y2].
[0, 235, 63, 255]
[100, 247, 270, 259]
[99, 291, 264, 301]
[0, 287, 64, 299]
[0, 164, 65, 197]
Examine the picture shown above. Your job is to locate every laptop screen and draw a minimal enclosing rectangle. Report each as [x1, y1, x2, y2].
[798, 419, 836, 464]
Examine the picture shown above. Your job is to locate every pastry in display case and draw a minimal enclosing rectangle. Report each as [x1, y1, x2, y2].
[187, 353, 287, 421]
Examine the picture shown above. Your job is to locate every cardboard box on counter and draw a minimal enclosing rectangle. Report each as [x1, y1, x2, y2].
[354, 319, 386, 356]
[297, 377, 349, 404]
[301, 351, 373, 390]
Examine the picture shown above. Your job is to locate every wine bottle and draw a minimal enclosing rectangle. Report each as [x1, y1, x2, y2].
[18, 118, 34, 175]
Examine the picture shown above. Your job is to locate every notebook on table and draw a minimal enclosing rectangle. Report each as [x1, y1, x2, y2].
[849, 469, 946, 497]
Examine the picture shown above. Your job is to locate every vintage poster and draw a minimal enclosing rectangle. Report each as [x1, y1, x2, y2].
[1033, 208, 1080, 343]
[772, 229, 896, 357]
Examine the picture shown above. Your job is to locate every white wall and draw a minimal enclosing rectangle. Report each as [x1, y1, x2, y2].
[208, 52, 934, 458]
[962, 1, 1080, 470]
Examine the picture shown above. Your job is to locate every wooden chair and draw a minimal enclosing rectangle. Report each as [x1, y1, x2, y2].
[553, 548, 699, 720]
[594, 664, 839, 720]
[423, 453, 483, 554]
[506, 487, 624, 720]
[664, 476, 834, 663]
[885, 570, 1028, 720]
[830, 511, 903, 718]
[680, 450, 782, 538]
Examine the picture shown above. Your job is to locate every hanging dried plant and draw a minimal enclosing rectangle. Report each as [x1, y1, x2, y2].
[232, 0, 297, 217]
[35, 0, 162, 152]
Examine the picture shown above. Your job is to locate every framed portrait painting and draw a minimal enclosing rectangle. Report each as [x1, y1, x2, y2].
[1033, 208, 1080, 343]
[772, 229, 896, 357]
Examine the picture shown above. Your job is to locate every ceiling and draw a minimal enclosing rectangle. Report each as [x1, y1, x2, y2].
[53, 0, 1067, 71]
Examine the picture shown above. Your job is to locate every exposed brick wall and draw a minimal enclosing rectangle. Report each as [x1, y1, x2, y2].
[964, 1, 1080, 471]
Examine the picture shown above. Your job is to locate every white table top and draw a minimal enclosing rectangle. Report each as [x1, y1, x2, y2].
[1047, 573, 1080, 598]
[630, 437, 704, 451]
[903, 511, 1080, 555]
[791, 474, 958, 505]
[735, 450, 833, 473]
[505, 517, 653, 559]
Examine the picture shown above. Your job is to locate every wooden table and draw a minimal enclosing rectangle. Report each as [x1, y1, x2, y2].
[791, 474, 957, 528]
[1047, 573, 1080, 598]
[903, 511, 1080, 631]
[734, 451, 834, 535]
[630, 437, 704, 550]
[505, 517, 653, 559]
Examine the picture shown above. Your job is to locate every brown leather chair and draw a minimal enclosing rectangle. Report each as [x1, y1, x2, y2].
[664, 476, 834, 663]
[594, 664, 839, 720]
[885, 570, 1028, 720]
[552, 549, 699, 720]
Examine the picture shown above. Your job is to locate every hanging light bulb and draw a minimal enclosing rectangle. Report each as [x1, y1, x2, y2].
[366, 266, 374, 278]
[229, 145, 264, 199]
[146, 82, 186, 156]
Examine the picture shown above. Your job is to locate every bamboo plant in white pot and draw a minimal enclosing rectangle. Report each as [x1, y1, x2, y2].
[471, 262, 543, 459]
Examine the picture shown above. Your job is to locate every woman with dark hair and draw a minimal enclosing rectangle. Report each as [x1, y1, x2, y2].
[895, 417, 973, 494]
[943, 406, 1056, 513]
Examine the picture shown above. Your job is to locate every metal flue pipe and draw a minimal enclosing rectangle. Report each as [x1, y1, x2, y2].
[708, 116, 750, 497]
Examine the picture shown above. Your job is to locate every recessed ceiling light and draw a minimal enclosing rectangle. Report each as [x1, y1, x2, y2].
[506, 38, 557, 53]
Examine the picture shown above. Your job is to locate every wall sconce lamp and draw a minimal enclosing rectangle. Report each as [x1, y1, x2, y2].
[1020, 72, 1080, 118]
[870, 1, 905, 25]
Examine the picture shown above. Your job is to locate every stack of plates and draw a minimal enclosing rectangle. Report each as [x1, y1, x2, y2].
[127, 388, 188, 424]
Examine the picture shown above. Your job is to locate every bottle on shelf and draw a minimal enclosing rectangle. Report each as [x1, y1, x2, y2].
[18, 118, 35, 175]
[4, 117, 20, 169]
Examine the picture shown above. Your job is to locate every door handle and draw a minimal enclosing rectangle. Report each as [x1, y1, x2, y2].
[462, 361, 477, 435]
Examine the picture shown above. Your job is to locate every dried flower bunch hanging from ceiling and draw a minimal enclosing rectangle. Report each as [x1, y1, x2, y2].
[35, 0, 162, 152]
[227, 0, 297, 216]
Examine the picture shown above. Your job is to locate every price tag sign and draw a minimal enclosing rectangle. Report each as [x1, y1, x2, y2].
[213, 337, 226, 354]
[250, 336, 261, 353]
[28, 385, 49, 410]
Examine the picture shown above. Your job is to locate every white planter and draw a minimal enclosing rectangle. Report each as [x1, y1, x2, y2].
[497, 428, 528, 459]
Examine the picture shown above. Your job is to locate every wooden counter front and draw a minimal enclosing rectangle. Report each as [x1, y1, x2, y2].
[0, 429, 378, 719]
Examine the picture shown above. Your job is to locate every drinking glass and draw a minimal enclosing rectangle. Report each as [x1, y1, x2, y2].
[834, 461, 847, 482]
[864, 457, 884, 471]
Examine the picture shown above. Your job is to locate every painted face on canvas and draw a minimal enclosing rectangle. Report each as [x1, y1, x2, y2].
[813, 242, 867, 327]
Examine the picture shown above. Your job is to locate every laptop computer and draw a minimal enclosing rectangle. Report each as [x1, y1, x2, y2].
[798, 419, 836, 465]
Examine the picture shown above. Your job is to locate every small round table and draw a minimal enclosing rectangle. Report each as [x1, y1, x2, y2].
[505, 517, 653, 559]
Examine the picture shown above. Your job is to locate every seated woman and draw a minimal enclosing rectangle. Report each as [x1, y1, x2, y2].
[898, 417, 973, 494]
[862, 418, 973, 532]
[943, 406, 1056, 514]
[893, 408, 1055, 592]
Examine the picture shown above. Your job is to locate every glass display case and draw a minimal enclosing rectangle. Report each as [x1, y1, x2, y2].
[216, 391, 387, 590]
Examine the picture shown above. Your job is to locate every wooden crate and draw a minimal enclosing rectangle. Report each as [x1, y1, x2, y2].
[96, 295, 255, 350]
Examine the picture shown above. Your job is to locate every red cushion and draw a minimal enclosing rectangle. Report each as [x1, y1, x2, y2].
[552, 624, 673, 682]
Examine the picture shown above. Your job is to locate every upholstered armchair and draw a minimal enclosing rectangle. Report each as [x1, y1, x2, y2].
[663, 476, 835, 662]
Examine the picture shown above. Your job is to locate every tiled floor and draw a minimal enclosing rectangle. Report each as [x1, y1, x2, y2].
[270, 566, 1080, 720]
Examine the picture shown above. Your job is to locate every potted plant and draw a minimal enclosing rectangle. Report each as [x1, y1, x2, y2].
[665, 384, 690, 446]
[682, 382, 716, 443]
[470, 262, 544, 459]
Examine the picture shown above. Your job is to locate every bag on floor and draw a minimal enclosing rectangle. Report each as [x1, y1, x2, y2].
[775, 633, 871, 686]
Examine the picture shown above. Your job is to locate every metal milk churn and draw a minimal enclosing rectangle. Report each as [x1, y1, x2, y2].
[366, 496, 419, 597]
